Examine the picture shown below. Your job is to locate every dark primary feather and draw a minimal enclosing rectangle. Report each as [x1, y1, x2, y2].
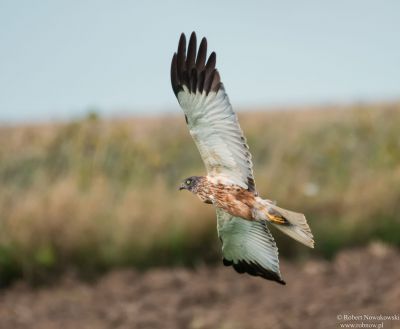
[223, 259, 286, 285]
[171, 32, 221, 97]
[186, 33, 196, 71]
[196, 38, 207, 70]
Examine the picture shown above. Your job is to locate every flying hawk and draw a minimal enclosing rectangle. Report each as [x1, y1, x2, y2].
[171, 32, 314, 285]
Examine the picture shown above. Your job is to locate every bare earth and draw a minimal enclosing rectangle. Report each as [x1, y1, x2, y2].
[0, 244, 399, 329]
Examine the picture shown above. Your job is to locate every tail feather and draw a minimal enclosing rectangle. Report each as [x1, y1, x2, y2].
[266, 204, 314, 248]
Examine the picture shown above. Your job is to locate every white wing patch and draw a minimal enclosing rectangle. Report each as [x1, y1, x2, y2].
[177, 86, 255, 190]
[216, 208, 285, 284]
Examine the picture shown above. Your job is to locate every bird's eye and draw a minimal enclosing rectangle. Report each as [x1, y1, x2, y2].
[186, 179, 191, 185]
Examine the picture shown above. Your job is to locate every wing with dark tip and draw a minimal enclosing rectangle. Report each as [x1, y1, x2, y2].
[171, 32, 256, 192]
[216, 208, 285, 285]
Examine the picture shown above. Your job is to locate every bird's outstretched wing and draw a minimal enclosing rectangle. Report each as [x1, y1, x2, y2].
[216, 208, 285, 284]
[171, 32, 256, 192]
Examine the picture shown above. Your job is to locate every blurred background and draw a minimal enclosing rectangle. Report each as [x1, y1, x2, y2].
[0, 1, 400, 328]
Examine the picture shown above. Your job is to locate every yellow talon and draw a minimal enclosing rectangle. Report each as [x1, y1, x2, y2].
[268, 214, 287, 225]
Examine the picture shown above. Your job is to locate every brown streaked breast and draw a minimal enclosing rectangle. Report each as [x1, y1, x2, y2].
[209, 183, 256, 220]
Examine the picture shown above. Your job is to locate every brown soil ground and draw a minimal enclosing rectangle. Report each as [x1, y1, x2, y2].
[0, 244, 399, 329]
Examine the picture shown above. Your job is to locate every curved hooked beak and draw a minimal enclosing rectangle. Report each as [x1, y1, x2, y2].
[178, 183, 186, 191]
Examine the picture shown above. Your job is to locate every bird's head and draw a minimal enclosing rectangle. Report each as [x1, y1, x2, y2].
[179, 176, 201, 193]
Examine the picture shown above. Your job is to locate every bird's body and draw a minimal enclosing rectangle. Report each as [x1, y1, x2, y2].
[188, 176, 273, 222]
[171, 32, 314, 284]
[189, 176, 256, 219]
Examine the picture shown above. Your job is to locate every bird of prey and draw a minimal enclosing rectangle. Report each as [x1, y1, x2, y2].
[171, 32, 314, 285]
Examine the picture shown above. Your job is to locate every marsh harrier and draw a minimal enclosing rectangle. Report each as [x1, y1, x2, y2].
[171, 32, 314, 285]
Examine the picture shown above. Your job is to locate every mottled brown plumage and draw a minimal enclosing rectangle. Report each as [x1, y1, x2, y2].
[173, 33, 314, 285]
[195, 177, 256, 220]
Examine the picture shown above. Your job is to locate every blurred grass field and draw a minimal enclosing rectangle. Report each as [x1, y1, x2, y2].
[0, 103, 399, 286]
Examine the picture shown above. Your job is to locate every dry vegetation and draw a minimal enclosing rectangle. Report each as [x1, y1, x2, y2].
[0, 103, 399, 285]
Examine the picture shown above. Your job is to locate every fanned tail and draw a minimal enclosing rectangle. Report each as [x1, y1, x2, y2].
[263, 203, 314, 248]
